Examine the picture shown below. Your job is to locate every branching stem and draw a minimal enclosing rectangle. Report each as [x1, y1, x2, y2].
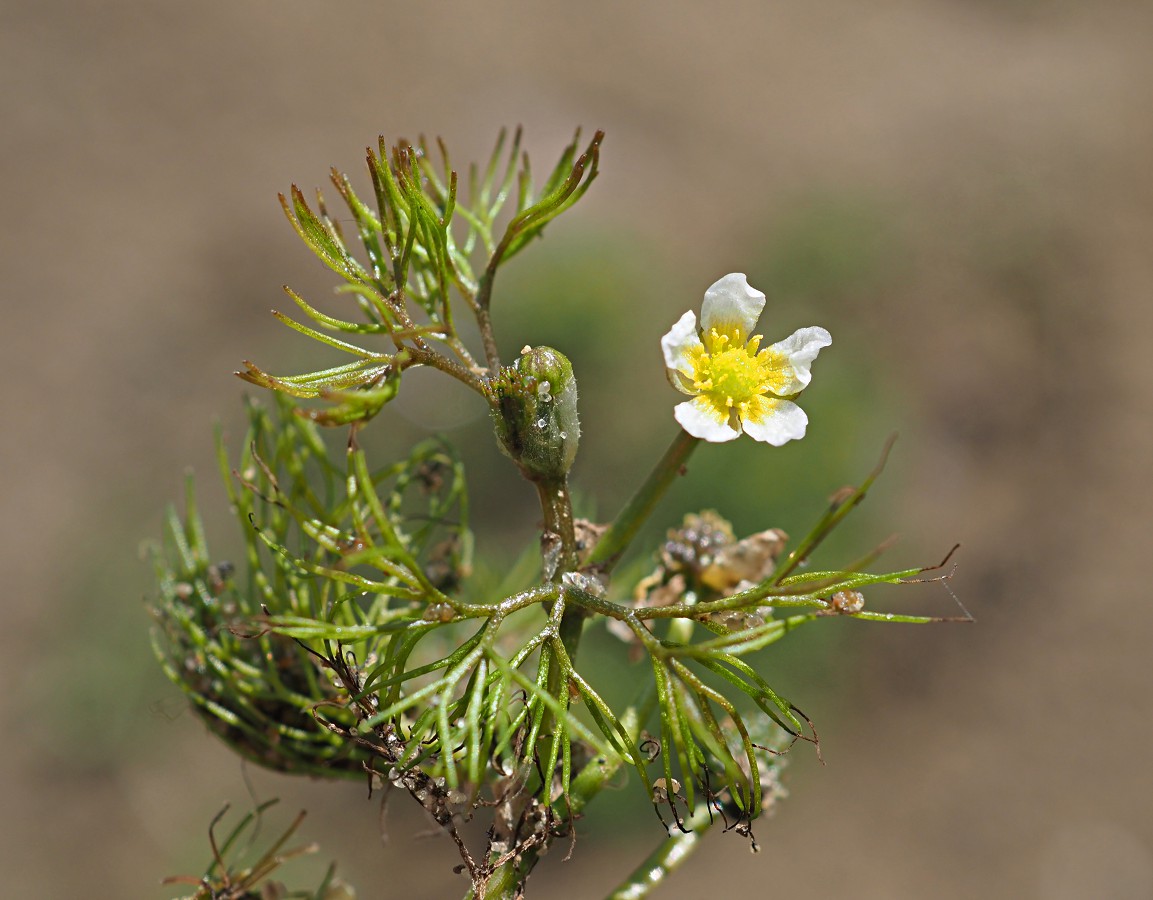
[405, 345, 489, 395]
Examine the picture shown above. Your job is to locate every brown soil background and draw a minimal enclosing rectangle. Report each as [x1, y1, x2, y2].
[3, 2, 1152, 897]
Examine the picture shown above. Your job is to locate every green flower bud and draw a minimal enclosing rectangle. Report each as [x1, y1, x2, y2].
[492, 346, 580, 481]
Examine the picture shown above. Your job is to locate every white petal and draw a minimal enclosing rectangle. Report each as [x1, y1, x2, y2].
[700, 274, 766, 340]
[661, 309, 703, 378]
[674, 396, 741, 442]
[767, 326, 832, 392]
[740, 398, 809, 446]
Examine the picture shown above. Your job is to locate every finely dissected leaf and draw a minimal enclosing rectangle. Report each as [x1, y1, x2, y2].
[248, 130, 605, 421]
[473, 131, 603, 320]
[298, 375, 401, 427]
[497, 130, 602, 263]
[161, 802, 345, 900]
[282, 285, 390, 335]
[767, 435, 897, 586]
[237, 358, 394, 397]
[150, 396, 481, 779]
[281, 186, 366, 282]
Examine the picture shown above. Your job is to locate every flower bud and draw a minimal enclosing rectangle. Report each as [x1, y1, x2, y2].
[492, 346, 580, 481]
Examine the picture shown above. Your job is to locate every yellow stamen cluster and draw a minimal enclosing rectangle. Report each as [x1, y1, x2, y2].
[688, 328, 790, 412]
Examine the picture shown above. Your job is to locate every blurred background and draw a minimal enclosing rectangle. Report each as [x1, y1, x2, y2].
[3, 1, 1152, 897]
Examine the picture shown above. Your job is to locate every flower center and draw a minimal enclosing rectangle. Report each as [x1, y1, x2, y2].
[705, 346, 763, 404]
[689, 327, 791, 408]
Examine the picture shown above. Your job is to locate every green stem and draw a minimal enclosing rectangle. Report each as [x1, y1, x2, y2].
[534, 477, 586, 667]
[535, 477, 579, 579]
[405, 345, 489, 395]
[469, 856, 529, 900]
[557, 601, 585, 659]
[604, 802, 716, 900]
[587, 430, 699, 572]
[470, 688, 657, 900]
[535, 475, 586, 808]
[474, 302, 501, 373]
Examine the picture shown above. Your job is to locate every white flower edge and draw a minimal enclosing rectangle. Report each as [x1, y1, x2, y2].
[767, 326, 833, 394]
[700, 273, 766, 338]
[661, 309, 702, 394]
[673, 395, 741, 442]
[741, 398, 809, 445]
[673, 395, 810, 446]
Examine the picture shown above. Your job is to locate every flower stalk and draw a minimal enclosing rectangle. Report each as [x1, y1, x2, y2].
[587, 429, 699, 572]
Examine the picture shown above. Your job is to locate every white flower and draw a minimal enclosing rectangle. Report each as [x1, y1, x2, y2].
[661, 273, 831, 444]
